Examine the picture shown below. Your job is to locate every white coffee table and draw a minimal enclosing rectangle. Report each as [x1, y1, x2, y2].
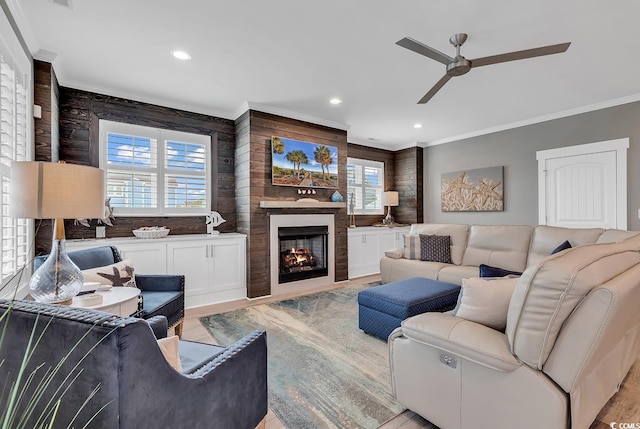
[71, 287, 141, 317]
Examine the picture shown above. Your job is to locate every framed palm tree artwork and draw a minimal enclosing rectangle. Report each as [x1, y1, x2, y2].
[271, 136, 338, 188]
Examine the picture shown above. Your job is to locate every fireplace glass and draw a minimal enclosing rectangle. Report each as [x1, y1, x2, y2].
[278, 225, 328, 284]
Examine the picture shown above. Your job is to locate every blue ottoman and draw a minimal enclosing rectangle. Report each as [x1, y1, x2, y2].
[358, 277, 461, 341]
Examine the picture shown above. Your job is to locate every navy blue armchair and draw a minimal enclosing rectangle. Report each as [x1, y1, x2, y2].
[0, 299, 268, 428]
[34, 245, 185, 337]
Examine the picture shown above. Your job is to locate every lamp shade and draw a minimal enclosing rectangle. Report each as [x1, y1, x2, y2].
[9, 161, 105, 220]
[382, 191, 399, 207]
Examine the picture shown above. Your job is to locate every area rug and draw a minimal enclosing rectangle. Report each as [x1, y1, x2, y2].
[200, 283, 404, 428]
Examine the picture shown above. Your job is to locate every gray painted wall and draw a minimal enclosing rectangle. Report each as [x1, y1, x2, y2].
[424, 101, 640, 231]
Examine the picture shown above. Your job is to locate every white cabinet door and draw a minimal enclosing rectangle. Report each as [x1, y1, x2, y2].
[210, 239, 246, 294]
[380, 227, 409, 255]
[167, 241, 210, 298]
[167, 237, 247, 308]
[348, 229, 381, 279]
[116, 242, 168, 274]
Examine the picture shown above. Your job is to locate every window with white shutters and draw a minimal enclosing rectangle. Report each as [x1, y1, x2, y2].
[346, 157, 384, 215]
[0, 14, 32, 289]
[99, 120, 211, 215]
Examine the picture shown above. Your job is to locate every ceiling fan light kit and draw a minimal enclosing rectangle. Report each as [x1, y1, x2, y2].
[396, 33, 571, 104]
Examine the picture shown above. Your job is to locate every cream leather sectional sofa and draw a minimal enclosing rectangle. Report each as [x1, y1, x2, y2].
[389, 232, 640, 429]
[380, 223, 639, 285]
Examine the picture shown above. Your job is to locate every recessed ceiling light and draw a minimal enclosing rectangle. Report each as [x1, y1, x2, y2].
[413, 123, 423, 129]
[171, 50, 191, 61]
[329, 98, 342, 105]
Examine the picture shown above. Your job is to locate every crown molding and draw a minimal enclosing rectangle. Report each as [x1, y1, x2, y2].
[423, 93, 640, 147]
[233, 101, 349, 131]
[3, 0, 39, 56]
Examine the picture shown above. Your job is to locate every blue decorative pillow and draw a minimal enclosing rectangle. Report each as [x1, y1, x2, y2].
[551, 240, 572, 255]
[479, 264, 522, 278]
[419, 234, 452, 263]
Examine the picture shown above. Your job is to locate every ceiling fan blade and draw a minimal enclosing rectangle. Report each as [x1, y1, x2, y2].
[418, 74, 452, 104]
[396, 37, 454, 65]
[471, 42, 571, 68]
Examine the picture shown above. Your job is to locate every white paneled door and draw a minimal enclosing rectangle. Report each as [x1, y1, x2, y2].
[537, 139, 628, 229]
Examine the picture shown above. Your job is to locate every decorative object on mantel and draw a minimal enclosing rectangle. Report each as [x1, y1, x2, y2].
[330, 190, 343, 202]
[372, 222, 409, 228]
[132, 226, 170, 239]
[206, 211, 226, 235]
[297, 188, 317, 195]
[441, 166, 503, 212]
[382, 191, 399, 224]
[297, 198, 319, 203]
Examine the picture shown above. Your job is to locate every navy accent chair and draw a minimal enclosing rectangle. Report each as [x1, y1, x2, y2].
[0, 299, 268, 429]
[34, 245, 185, 337]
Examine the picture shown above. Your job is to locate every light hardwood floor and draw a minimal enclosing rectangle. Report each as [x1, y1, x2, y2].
[180, 275, 640, 429]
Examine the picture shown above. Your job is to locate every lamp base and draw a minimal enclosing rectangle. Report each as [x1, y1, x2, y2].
[30, 238, 83, 304]
[382, 206, 394, 225]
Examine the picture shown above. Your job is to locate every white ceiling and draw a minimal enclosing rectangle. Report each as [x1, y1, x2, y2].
[11, 0, 640, 150]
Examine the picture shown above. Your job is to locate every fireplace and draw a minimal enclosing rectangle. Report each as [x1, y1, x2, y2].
[278, 226, 328, 284]
[269, 214, 335, 295]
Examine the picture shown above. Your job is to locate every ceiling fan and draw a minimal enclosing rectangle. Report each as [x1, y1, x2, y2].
[396, 34, 571, 104]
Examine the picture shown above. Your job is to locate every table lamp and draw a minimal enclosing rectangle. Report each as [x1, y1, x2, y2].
[382, 191, 399, 225]
[10, 161, 105, 303]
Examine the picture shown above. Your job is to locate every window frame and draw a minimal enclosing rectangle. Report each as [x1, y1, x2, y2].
[99, 119, 212, 216]
[0, 6, 33, 296]
[346, 157, 385, 215]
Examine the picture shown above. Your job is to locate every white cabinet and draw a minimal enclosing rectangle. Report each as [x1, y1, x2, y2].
[67, 233, 247, 308]
[348, 226, 410, 279]
[348, 229, 382, 279]
[116, 241, 168, 274]
[167, 237, 246, 308]
[380, 229, 406, 254]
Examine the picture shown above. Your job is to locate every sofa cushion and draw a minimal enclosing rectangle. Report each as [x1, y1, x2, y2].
[596, 229, 639, 244]
[462, 225, 532, 272]
[453, 277, 518, 331]
[82, 259, 136, 287]
[419, 234, 452, 263]
[506, 237, 640, 369]
[380, 257, 448, 284]
[403, 235, 421, 260]
[437, 265, 480, 285]
[526, 225, 604, 268]
[409, 224, 469, 265]
[479, 264, 522, 278]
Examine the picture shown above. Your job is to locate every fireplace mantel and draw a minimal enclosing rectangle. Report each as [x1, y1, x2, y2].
[259, 200, 346, 209]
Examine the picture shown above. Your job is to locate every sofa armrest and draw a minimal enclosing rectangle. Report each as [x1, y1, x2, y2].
[395, 312, 521, 372]
[136, 274, 185, 292]
[146, 315, 169, 339]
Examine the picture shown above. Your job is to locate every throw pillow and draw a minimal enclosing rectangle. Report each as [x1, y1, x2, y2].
[403, 235, 421, 260]
[385, 248, 403, 259]
[453, 276, 519, 331]
[82, 259, 136, 287]
[157, 335, 182, 372]
[551, 240, 572, 255]
[479, 264, 522, 278]
[419, 234, 452, 263]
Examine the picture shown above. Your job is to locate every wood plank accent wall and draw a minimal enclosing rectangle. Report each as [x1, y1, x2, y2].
[346, 143, 423, 226]
[34, 60, 59, 162]
[394, 146, 423, 225]
[236, 110, 348, 298]
[34, 83, 236, 254]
